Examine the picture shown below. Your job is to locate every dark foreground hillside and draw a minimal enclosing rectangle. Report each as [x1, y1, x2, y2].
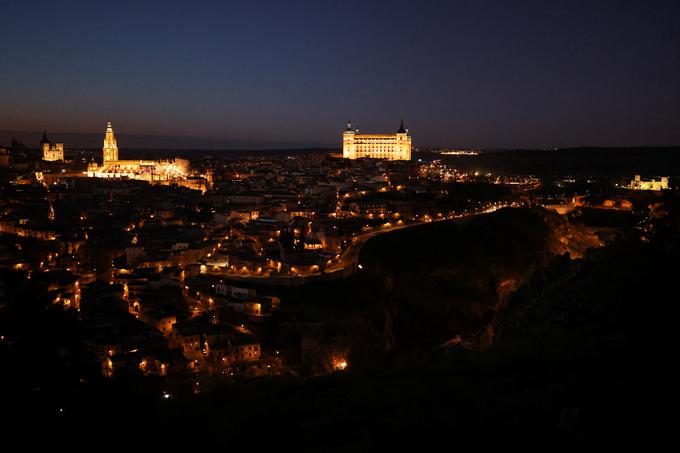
[1, 205, 675, 451]
[356, 207, 603, 349]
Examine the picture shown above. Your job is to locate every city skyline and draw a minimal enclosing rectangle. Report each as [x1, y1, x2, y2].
[2, 0, 679, 149]
[1, 2, 678, 447]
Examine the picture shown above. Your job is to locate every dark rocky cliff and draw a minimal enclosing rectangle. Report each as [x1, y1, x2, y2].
[284, 207, 605, 374]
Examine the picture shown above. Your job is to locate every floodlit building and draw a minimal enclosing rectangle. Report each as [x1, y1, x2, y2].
[87, 122, 190, 183]
[41, 132, 64, 161]
[628, 175, 669, 191]
[342, 119, 411, 161]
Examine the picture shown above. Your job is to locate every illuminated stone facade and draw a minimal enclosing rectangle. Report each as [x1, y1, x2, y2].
[342, 120, 411, 161]
[102, 121, 118, 162]
[87, 122, 190, 183]
[629, 175, 669, 191]
[41, 132, 64, 161]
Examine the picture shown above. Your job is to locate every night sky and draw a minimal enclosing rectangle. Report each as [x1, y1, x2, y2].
[1, 0, 679, 149]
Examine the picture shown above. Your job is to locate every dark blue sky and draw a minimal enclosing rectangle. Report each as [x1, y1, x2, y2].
[1, 0, 679, 149]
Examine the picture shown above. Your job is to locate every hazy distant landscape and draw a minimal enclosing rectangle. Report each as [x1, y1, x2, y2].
[0, 130, 331, 151]
[6, 128, 680, 177]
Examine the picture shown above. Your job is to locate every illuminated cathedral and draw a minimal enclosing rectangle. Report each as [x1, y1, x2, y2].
[87, 122, 190, 182]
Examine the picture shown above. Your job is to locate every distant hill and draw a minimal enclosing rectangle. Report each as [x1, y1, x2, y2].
[0, 130, 329, 151]
[423, 147, 680, 176]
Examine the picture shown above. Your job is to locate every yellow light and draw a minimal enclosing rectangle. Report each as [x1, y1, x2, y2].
[332, 358, 348, 371]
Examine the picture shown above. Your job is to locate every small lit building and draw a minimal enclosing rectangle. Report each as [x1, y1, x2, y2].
[141, 309, 177, 336]
[41, 132, 64, 161]
[349, 200, 388, 217]
[233, 337, 261, 362]
[217, 294, 280, 317]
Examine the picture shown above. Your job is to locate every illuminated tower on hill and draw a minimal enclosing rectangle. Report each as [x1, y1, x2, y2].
[41, 131, 64, 161]
[102, 121, 118, 162]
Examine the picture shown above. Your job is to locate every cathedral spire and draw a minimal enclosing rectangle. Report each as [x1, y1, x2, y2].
[103, 121, 118, 162]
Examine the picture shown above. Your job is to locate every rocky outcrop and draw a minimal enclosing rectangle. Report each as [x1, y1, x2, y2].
[284, 207, 605, 369]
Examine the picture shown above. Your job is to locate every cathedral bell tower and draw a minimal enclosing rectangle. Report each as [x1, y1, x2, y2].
[103, 121, 118, 162]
